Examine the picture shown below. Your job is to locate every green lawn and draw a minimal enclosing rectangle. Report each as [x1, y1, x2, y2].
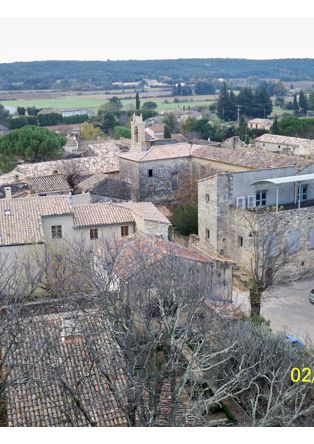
[1, 94, 217, 113]
[271, 106, 293, 117]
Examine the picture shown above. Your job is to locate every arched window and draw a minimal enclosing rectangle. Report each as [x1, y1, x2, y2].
[134, 126, 139, 143]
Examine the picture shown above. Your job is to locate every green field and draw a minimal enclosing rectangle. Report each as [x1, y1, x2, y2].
[0, 94, 217, 113]
[271, 106, 293, 117]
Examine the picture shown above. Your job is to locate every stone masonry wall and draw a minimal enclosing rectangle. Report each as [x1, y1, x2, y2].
[138, 158, 192, 205]
[229, 206, 314, 282]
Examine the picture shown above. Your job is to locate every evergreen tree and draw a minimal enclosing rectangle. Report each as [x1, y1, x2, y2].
[299, 90, 308, 115]
[271, 115, 280, 134]
[237, 116, 248, 142]
[254, 86, 273, 118]
[135, 93, 140, 111]
[17, 106, 26, 116]
[308, 91, 314, 111]
[0, 103, 9, 125]
[217, 82, 229, 120]
[237, 88, 255, 117]
[293, 94, 299, 115]
[228, 91, 238, 121]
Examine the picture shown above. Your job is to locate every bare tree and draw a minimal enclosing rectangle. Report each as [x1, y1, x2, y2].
[1, 240, 314, 427]
[240, 212, 294, 317]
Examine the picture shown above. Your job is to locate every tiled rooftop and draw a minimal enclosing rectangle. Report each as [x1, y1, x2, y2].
[117, 202, 171, 224]
[254, 133, 314, 146]
[118, 141, 312, 170]
[119, 143, 200, 162]
[0, 195, 71, 246]
[5, 308, 200, 426]
[248, 118, 273, 124]
[26, 174, 71, 193]
[5, 311, 128, 427]
[0, 156, 119, 185]
[109, 233, 231, 279]
[73, 203, 134, 228]
[192, 145, 312, 170]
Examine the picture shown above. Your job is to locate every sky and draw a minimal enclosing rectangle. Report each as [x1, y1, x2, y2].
[2, 15, 314, 63]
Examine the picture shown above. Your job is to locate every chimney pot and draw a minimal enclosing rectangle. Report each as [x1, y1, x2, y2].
[4, 187, 12, 200]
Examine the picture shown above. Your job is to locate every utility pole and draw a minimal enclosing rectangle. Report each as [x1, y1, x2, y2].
[236, 105, 241, 123]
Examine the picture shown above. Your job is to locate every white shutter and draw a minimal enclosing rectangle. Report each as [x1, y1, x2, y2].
[247, 195, 256, 208]
[236, 197, 246, 209]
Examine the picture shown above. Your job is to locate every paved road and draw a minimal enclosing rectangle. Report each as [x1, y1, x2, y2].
[261, 278, 314, 345]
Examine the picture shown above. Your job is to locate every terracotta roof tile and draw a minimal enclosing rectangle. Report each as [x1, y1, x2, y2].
[0, 195, 71, 246]
[255, 133, 314, 146]
[192, 145, 312, 170]
[73, 203, 134, 228]
[119, 143, 200, 162]
[117, 202, 170, 224]
[26, 174, 71, 193]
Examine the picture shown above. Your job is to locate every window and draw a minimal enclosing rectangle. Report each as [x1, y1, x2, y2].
[238, 236, 243, 247]
[256, 190, 267, 208]
[148, 169, 153, 177]
[205, 228, 210, 241]
[51, 225, 62, 239]
[297, 184, 308, 201]
[121, 225, 129, 237]
[171, 173, 178, 190]
[90, 228, 98, 240]
[288, 228, 299, 253]
[205, 193, 210, 203]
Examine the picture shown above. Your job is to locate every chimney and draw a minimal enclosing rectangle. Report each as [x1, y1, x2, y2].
[4, 187, 12, 200]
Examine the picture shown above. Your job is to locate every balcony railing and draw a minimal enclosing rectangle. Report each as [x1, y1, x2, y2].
[246, 199, 314, 213]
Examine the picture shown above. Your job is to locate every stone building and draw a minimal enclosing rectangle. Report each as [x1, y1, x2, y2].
[248, 118, 273, 130]
[254, 134, 314, 157]
[119, 138, 312, 206]
[130, 113, 147, 151]
[198, 162, 314, 281]
[0, 193, 171, 265]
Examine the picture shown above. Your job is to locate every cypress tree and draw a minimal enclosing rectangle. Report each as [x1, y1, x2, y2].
[135, 93, 140, 111]
[271, 115, 280, 134]
[293, 94, 299, 115]
[299, 90, 308, 116]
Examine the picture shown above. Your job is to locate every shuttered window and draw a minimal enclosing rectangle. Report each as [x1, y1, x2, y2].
[288, 229, 299, 253]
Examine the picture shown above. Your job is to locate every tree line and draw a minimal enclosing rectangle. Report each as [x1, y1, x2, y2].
[2, 59, 314, 90]
[217, 83, 273, 121]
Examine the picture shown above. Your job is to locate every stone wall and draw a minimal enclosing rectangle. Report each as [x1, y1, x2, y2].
[119, 159, 140, 201]
[229, 206, 314, 282]
[138, 158, 193, 205]
[90, 177, 131, 201]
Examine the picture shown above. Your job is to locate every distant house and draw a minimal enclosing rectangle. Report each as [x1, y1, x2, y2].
[61, 108, 94, 118]
[145, 124, 165, 141]
[254, 134, 314, 156]
[248, 118, 273, 130]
